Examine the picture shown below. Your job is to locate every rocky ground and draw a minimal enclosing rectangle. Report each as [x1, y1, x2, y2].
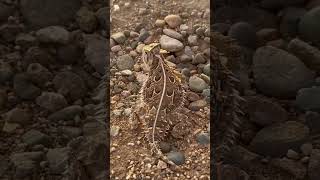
[0, 0, 108, 179]
[110, 0, 210, 179]
[214, 0, 320, 179]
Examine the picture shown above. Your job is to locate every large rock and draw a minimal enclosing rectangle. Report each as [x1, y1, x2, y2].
[295, 87, 320, 112]
[288, 38, 320, 71]
[299, 7, 320, 45]
[36, 26, 70, 44]
[246, 96, 288, 127]
[36, 92, 67, 112]
[84, 34, 107, 74]
[20, 0, 81, 29]
[228, 22, 256, 48]
[53, 71, 87, 102]
[13, 73, 41, 100]
[249, 121, 309, 157]
[253, 46, 315, 98]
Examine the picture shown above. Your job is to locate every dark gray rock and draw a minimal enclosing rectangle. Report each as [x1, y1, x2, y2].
[36, 92, 67, 112]
[22, 130, 50, 146]
[246, 96, 288, 127]
[84, 34, 107, 74]
[228, 22, 256, 48]
[253, 46, 315, 98]
[46, 148, 70, 174]
[26, 63, 52, 88]
[288, 38, 320, 71]
[196, 132, 210, 145]
[23, 46, 55, 68]
[0, 61, 14, 83]
[5, 107, 32, 125]
[189, 99, 207, 111]
[13, 73, 41, 100]
[36, 26, 70, 44]
[76, 7, 97, 33]
[189, 75, 208, 93]
[95, 7, 107, 28]
[280, 8, 306, 38]
[167, 151, 185, 165]
[299, 7, 320, 45]
[271, 158, 306, 179]
[295, 87, 320, 112]
[305, 111, 320, 134]
[48, 105, 83, 121]
[250, 121, 309, 157]
[53, 71, 87, 102]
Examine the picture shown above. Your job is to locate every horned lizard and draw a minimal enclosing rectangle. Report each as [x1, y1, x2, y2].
[129, 42, 195, 168]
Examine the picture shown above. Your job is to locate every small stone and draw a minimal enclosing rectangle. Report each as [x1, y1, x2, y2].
[22, 130, 50, 146]
[46, 148, 70, 174]
[110, 126, 120, 137]
[48, 105, 83, 121]
[159, 142, 171, 153]
[287, 149, 300, 160]
[5, 107, 32, 125]
[164, 14, 182, 28]
[36, 92, 67, 112]
[189, 75, 208, 93]
[36, 26, 69, 44]
[203, 63, 210, 76]
[116, 54, 135, 70]
[300, 143, 313, 156]
[196, 132, 210, 145]
[192, 53, 206, 64]
[301, 156, 309, 163]
[167, 151, 185, 165]
[157, 160, 167, 169]
[111, 32, 126, 44]
[163, 29, 183, 40]
[76, 7, 97, 33]
[186, 92, 200, 102]
[188, 35, 198, 46]
[111, 45, 121, 52]
[189, 99, 207, 111]
[155, 19, 165, 27]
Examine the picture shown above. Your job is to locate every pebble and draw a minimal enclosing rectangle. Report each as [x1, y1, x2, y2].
[53, 71, 87, 101]
[164, 14, 182, 28]
[196, 132, 210, 145]
[287, 149, 300, 160]
[159, 35, 184, 52]
[295, 87, 320, 112]
[5, 107, 32, 125]
[155, 19, 165, 27]
[36, 92, 67, 112]
[48, 105, 83, 121]
[203, 63, 210, 76]
[36, 26, 69, 44]
[110, 126, 120, 137]
[159, 142, 171, 153]
[22, 130, 50, 146]
[189, 75, 208, 93]
[192, 53, 206, 64]
[189, 99, 207, 111]
[188, 35, 198, 46]
[228, 22, 256, 48]
[111, 45, 122, 52]
[13, 73, 41, 100]
[163, 29, 183, 40]
[298, 7, 320, 45]
[167, 151, 185, 165]
[288, 38, 320, 71]
[111, 32, 126, 44]
[46, 148, 70, 174]
[116, 54, 135, 70]
[300, 143, 313, 156]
